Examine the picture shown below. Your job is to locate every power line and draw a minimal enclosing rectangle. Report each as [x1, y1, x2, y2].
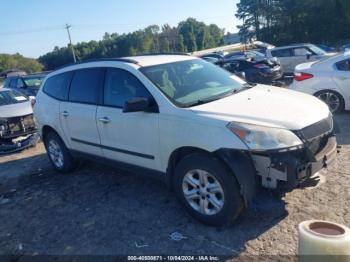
[0, 26, 63, 36]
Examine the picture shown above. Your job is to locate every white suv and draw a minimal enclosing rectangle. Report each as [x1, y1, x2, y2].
[34, 55, 337, 226]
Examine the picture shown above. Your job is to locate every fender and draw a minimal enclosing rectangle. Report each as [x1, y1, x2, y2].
[215, 149, 258, 205]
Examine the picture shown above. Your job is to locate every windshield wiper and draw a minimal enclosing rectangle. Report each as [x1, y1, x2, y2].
[185, 89, 238, 107]
[185, 84, 256, 107]
[242, 83, 257, 89]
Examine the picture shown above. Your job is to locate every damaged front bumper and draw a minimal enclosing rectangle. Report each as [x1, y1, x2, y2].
[252, 136, 338, 189]
[0, 133, 40, 154]
[0, 113, 39, 154]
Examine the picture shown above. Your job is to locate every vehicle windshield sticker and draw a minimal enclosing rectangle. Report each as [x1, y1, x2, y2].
[14, 96, 27, 101]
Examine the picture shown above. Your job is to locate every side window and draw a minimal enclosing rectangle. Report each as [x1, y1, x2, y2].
[271, 49, 292, 57]
[3, 78, 11, 88]
[69, 68, 104, 104]
[335, 59, 350, 71]
[16, 78, 25, 88]
[104, 68, 152, 108]
[43, 71, 73, 100]
[9, 79, 18, 88]
[293, 48, 311, 56]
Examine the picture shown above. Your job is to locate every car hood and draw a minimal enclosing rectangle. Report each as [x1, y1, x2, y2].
[0, 101, 33, 118]
[190, 85, 330, 130]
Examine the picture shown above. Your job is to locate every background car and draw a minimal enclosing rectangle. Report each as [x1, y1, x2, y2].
[201, 56, 222, 65]
[317, 44, 336, 53]
[222, 50, 283, 85]
[289, 52, 350, 113]
[267, 43, 337, 75]
[199, 52, 225, 63]
[0, 88, 39, 154]
[3, 73, 47, 97]
[341, 43, 350, 52]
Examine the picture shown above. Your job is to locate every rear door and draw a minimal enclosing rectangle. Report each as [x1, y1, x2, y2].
[292, 47, 318, 69]
[96, 68, 160, 170]
[332, 58, 350, 102]
[60, 68, 104, 156]
[271, 48, 294, 73]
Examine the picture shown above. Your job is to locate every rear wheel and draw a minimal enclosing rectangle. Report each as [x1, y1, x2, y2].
[44, 132, 76, 173]
[173, 153, 244, 226]
[316, 90, 344, 114]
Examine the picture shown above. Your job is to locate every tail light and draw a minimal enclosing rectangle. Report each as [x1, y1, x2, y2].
[294, 72, 314, 81]
[254, 63, 269, 69]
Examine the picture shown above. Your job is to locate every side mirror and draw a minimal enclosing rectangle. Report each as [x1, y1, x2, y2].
[123, 97, 156, 113]
[306, 53, 311, 60]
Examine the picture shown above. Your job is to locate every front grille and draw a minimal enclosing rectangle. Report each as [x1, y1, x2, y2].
[295, 114, 334, 156]
[299, 114, 333, 140]
[1, 114, 36, 138]
[308, 136, 329, 155]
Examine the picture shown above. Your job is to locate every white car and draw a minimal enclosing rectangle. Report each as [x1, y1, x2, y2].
[290, 52, 350, 113]
[34, 55, 337, 226]
[268, 43, 336, 75]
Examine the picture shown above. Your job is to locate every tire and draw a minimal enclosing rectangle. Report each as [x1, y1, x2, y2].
[44, 132, 76, 173]
[173, 153, 244, 227]
[315, 90, 345, 114]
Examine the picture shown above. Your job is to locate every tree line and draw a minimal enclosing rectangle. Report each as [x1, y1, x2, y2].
[0, 53, 43, 75]
[39, 18, 225, 70]
[236, 0, 350, 46]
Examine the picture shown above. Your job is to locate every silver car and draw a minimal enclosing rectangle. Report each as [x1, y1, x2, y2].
[0, 88, 39, 154]
[268, 43, 337, 74]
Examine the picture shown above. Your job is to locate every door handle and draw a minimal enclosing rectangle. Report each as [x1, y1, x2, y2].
[99, 117, 111, 124]
[61, 111, 69, 117]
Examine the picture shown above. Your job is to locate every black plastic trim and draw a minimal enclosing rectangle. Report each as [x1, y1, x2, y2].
[70, 150, 165, 181]
[215, 149, 258, 204]
[71, 138, 155, 160]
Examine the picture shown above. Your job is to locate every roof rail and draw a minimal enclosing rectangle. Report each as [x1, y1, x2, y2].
[135, 52, 191, 56]
[54, 57, 139, 71]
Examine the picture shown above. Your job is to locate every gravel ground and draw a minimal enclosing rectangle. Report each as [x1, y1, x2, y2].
[0, 114, 349, 260]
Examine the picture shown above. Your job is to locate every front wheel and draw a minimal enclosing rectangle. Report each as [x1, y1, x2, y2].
[173, 153, 244, 226]
[316, 90, 344, 114]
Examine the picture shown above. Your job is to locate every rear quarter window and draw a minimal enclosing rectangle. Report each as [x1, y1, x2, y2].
[43, 71, 73, 100]
[335, 59, 350, 71]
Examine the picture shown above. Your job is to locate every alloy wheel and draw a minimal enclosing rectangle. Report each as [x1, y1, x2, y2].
[317, 92, 340, 113]
[182, 169, 225, 215]
[48, 140, 64, 168]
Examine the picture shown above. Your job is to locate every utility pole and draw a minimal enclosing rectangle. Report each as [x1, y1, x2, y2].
[65, 23, 76, 63]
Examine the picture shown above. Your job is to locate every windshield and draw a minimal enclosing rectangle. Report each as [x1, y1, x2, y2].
[140, 59, 243, 107]
[23, 76, 45, 88]
[0, 90, 28, 106]
[308, 45, 327, 56]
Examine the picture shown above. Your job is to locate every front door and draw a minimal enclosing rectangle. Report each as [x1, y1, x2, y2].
[96, 68, 160, 170]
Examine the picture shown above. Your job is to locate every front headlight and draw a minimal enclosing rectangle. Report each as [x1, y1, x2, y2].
[227, 122, 303, 150]
[0, 123, 9, 137]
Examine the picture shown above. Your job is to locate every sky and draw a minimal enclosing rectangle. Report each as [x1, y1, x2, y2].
[0, 0, 240, 58]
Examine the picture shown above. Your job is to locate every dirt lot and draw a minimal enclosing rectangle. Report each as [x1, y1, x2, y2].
[0, 114, 349, 260]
